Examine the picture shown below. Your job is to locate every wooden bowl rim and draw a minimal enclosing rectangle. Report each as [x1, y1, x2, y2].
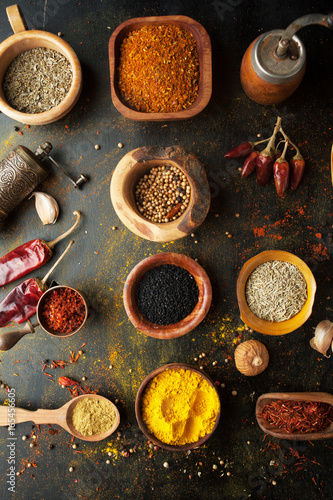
[108, 15, 212, 121]
[110, 146, 211, 242]
[123, 252, 212, 339]
[66, 394, 120, 442]
[135, 363, 221, 451]
[36, 284, 88, 337]
[236, 250, 316, 335]
[255, 392, 333, 441]
[0, 30, 82, 125]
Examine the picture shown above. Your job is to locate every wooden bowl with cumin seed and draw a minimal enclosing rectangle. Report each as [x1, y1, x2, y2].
[108, 15, 212, 121]
[236, 250, 316, 335]
[0, 5, 82, 125]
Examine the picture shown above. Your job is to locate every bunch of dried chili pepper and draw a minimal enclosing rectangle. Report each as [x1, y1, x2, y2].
[224, 117, 305, 197]
[0, 211, 80, 287]
[0, 240, 74, 327]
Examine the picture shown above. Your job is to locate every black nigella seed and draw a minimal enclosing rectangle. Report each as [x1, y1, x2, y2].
[136, 264, 199, 325]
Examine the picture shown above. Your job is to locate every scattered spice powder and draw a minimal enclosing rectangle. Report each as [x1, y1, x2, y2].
[41, 288, 86, 334]
[245, 260, 307, 322]
[135, 164, 191, 222]
[71, 397, 117, 436]
[3, 47, 72, 114]
[118, 24, 199, 112]
[141, 368, 220, 445]
[261, 400, 333, 434]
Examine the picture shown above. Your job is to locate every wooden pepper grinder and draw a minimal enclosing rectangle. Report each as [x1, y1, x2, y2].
[240, 12, 333, 105]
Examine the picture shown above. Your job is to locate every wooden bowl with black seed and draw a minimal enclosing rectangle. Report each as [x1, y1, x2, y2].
[110, 146, 211, 242]
[123, 253, 212, 339]
[236, 250, 316, 335]
[109, 15, 212, 121]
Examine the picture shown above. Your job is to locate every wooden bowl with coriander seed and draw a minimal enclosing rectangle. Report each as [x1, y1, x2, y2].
[236, 250, 316, 335]
[123, 252, 212, 339]
[110, 145, 210, 242]
[0, 4, 82, 125]
[135, 363, 221, 451]
[109, 15, 212, 121]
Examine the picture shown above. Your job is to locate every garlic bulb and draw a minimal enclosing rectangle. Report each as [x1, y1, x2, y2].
[310, 320, 333, 357]
[30, 192, 59, 225]
[234, 339, 269, 376]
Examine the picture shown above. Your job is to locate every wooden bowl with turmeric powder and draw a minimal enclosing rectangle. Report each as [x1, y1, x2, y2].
[135, 363, 221, 451]
[237, 250, 316, 335]
[109, 15, 212, 121]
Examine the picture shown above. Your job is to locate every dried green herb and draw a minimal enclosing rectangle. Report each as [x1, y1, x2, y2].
[245, 260, 307, 322]
[3, 47, 72, 114]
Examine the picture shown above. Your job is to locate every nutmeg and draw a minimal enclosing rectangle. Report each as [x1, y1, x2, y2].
[234, 340, 269, 376]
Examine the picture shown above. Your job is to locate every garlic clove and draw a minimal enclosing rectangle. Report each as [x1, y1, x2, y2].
[30, 192, 60, 225]
[310, 320, 333, 357]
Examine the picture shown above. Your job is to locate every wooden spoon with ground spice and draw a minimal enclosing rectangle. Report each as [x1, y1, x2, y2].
[0, 395, 120, 442]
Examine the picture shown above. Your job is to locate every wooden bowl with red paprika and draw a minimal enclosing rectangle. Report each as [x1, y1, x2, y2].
[109, 15, 212, 121]
[36, 285, 88, 338]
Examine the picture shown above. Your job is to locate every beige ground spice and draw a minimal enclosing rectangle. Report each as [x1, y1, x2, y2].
[72, 398, 117, 436]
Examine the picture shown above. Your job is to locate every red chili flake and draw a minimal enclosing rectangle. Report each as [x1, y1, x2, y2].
[261, 400, 333, 434]
[41, 288, 86, 334]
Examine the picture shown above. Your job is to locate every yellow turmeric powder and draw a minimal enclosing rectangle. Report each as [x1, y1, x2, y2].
[141, 368, 220, 446]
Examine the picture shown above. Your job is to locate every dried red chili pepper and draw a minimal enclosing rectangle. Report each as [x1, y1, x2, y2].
[0, 211, 80, 287]
[225, 141, 254, 159]
[280, 127, 305, 191]
[58, 376, 79, 387]
[290, 152, 305, 190]
[0, 241, 74, 327]
[256, 117, 281, 186]
[273, 141, 289, 197]
[241, 151, 258, 177]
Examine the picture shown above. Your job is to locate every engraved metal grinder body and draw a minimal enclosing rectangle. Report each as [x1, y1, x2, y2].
[240, 12, 333, 105]
[0, 143, 49, 230]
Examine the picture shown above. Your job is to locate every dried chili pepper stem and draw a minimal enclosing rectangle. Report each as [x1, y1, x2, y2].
[0, 211, 81, 288]
[37, 240, 74, 289]
[256, 117, 282, 186]
[0, 240, 74, 328]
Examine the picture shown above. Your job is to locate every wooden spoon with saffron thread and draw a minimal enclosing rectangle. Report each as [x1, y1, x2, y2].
[0, 394, 120, 442]
[256, 392, 333, 441]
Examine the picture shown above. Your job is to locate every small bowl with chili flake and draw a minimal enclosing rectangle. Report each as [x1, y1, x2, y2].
[110, 145, 210, 242]
[109, 15, 212, 121]
[236, 250, 316, 335]
[256, 392, 333, 441]
[36, 285, 88, 337]
[123, 252, 212, 339]
[0, 5, 82, 125]
[135, 363, 221, 451]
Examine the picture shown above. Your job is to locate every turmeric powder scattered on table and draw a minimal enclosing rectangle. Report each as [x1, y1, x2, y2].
[141, 368, 220, 446]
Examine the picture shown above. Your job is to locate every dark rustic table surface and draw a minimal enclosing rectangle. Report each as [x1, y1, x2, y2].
[0, 0, 332, 499]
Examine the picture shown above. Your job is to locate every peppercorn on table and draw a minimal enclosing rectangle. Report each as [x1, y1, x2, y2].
[0, 1, 332, 499]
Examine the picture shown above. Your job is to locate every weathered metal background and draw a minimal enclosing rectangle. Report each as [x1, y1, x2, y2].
[0, 0, 332, 499]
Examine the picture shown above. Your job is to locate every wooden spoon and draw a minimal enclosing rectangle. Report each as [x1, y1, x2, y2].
[256, 392, 333, 441]
[0, 394, 120, 442]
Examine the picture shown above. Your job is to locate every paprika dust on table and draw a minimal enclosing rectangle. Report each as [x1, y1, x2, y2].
[117, 24, 199, 112]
